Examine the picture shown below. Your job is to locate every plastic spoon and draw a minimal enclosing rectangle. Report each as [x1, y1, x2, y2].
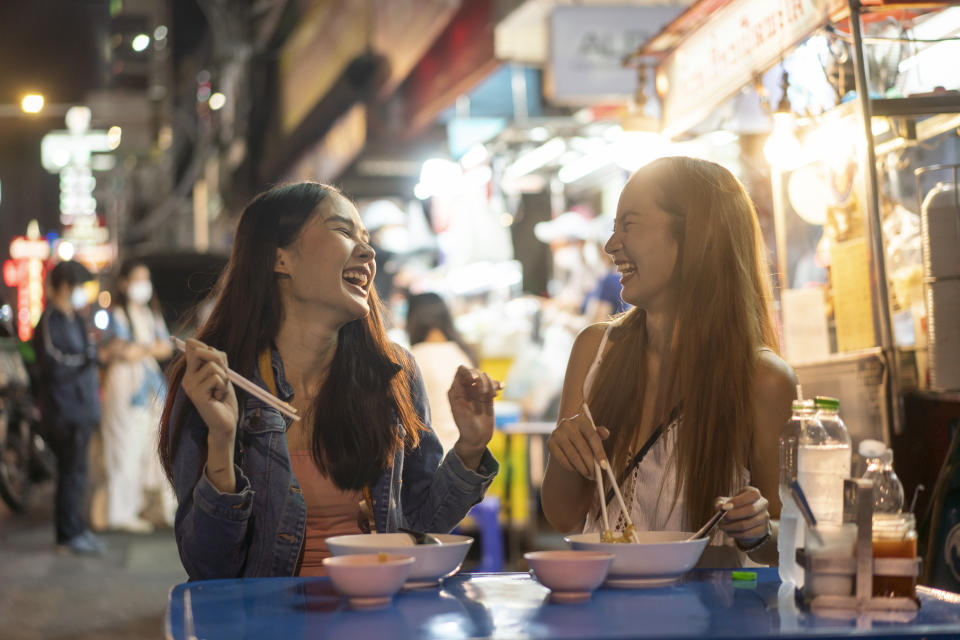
[687, 509, 727, 541]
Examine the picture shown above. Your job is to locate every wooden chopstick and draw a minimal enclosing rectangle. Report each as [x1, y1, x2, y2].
[600, 460, 640, 543]
[595, 460, 610, 534]
[583, 401, 640, 543]
[171, 337, 301, 422]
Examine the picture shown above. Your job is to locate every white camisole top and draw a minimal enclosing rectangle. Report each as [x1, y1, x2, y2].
[580, 324, 751, 568]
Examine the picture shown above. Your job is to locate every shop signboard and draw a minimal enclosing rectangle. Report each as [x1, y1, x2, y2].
[548, 5, 683, 105]
[40, 106, 112, 225]
[3, 222, 49, 342]
[656, 0, 842, 137]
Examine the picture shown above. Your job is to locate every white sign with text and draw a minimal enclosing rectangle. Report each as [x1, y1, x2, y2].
[658, 0, 835, 136]
[550, 5, 683, 104]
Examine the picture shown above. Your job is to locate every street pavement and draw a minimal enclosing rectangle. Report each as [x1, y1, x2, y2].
[0, 482, 185, 639]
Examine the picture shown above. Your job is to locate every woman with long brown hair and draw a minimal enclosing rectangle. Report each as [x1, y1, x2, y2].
[542, 157, 796, 566]
[159, 182, 500, 580]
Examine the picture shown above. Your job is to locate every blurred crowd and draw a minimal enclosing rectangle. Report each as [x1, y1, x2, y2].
[29, 258, 174, 554]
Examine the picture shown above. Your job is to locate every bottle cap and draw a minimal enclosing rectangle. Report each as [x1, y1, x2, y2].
[859, 439, 885, 458]
[813, 396, 840, 412]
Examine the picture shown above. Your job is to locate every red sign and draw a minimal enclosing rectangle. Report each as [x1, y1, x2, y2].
[5, 235, 49, 341]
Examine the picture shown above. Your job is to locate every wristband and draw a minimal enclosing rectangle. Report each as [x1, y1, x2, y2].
[735, 522, 772, 553]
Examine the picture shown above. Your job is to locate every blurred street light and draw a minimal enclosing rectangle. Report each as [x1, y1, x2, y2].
[0, 94, 73, 118]
[208, 92, 226, 111]
[21, 94, 45, 113]
[131, 34, 150, 52]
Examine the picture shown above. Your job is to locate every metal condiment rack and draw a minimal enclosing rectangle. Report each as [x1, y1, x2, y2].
[796, 479, 920, 612]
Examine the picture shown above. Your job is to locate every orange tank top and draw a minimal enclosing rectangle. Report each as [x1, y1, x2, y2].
[289, 450, 363, 577]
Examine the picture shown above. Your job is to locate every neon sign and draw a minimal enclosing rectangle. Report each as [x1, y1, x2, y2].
[3, 221, 50, 341]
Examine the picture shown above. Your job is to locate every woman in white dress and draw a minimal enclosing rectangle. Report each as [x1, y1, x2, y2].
[541, 157, 797, 567]
[406, 293, 477, 454]
[99, 260, 175, 532]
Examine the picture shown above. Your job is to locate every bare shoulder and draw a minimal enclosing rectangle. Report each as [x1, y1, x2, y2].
[562, 322, 610, 381]
[571, 322, 610, 360]
[753, 349, 798, 425]
[755, 349, 797, 394]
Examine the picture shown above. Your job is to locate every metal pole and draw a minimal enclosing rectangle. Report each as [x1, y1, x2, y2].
[847, 0, 902, 435]
[771, 168, 790, 295]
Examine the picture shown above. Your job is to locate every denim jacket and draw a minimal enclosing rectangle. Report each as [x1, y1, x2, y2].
[169, 346, 499, 580]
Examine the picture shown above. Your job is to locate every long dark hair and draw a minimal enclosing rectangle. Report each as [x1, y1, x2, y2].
[159, 182, 426, 490]
[405, 292, 477, 366]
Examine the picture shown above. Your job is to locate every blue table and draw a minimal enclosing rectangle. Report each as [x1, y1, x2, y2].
[166, 568, 960, 639]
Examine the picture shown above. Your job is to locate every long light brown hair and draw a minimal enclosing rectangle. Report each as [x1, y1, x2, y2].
[587, 156, 779, 529]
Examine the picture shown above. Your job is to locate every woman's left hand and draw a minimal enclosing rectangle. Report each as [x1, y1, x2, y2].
[715, 486, 770, 548]
[448, 365, 499, 469]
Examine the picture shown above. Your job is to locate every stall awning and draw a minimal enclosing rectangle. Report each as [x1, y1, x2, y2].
[258, 0, 464, 184]
[640, 0, 847, 137]
[402, 0, 499, 135]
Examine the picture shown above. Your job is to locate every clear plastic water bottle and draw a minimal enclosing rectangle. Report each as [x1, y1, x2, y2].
[859, 439, 905, 513]
[778, 399, 817, 586]
[809, 396, 852, 522]
[798, 397, 852, 525]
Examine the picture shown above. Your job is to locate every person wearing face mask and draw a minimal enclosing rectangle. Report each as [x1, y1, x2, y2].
[33, 260, 107, 555]
[98, 259, 174, 533]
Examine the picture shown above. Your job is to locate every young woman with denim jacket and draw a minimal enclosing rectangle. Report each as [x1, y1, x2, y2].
[159, 183, 500, 580]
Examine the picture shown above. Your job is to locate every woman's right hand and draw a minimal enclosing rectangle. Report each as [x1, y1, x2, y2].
[546, 407, 610, 480]
[181, 339, 239, 444]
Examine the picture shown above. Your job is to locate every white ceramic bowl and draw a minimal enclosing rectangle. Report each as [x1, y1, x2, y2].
[524, 550, 614, 602]
[322, 553, 415, 609]
[564, 531, 708, 588]
[326, 533, 473, 588]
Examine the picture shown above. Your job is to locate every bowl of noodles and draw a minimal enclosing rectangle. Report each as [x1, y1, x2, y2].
[564, 530, 709, 588]
[326, 533, 473, 588]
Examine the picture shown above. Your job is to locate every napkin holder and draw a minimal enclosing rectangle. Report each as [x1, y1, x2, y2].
[796, 479, 920, 612]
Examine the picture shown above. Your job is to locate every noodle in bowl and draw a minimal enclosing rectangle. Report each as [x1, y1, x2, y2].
[564, 530, 709, 588]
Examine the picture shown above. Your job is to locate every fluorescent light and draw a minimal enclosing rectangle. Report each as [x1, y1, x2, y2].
[460, 144, 489, 169]
[558, 151, 613, 184]
[505, 138, 566, 180]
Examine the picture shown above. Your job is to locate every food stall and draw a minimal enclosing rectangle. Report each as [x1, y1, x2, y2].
[639, 0, 960, 526]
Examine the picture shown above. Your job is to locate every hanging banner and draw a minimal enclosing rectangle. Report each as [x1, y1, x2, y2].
[548, 4, 683, 104]
[656, 0, 839, 137]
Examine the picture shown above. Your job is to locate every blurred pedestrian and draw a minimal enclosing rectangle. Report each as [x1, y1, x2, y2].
[406, 292, 477, 453]
[99, 259, 174, 533]
[33, 260, 106, 555]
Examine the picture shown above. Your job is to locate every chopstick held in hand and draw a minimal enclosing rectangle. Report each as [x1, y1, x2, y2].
[583, 402, 640, 543]
[172, 337, 300, 422]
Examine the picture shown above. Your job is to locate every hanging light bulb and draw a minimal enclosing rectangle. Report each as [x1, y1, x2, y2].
[763, 70, 803, 170]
